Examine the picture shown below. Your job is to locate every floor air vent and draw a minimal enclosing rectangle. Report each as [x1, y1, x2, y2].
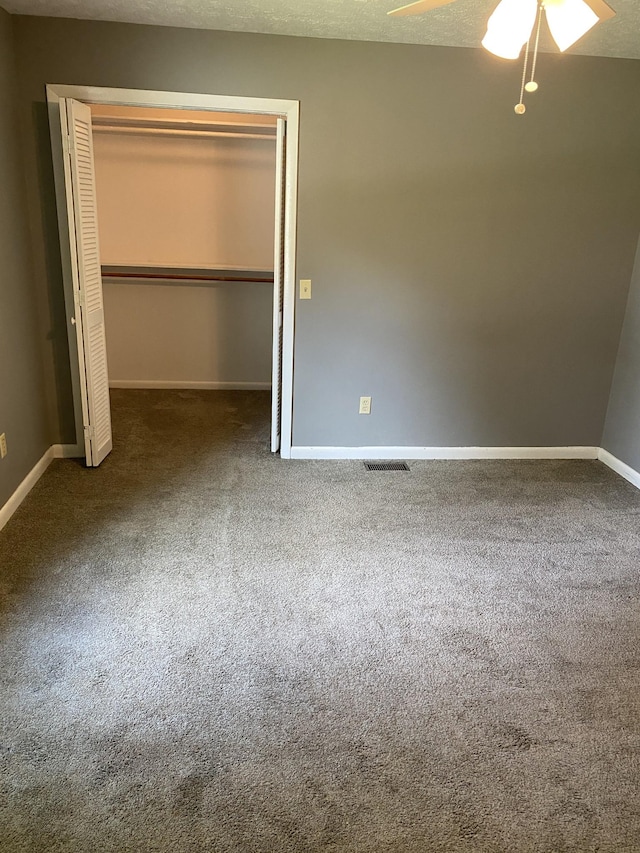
[364, 461, 410, 472]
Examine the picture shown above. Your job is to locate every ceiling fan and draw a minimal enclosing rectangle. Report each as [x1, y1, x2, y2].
[387, 0, 617, 113]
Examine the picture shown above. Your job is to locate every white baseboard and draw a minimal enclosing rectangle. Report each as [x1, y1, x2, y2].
[598, 448, 640, 490]
[290, 446, 600, 461]
[109, 380, 271, 390]
[0, 448, 53, 533]
[0, 444, 82, 533]
[3, 443, 637, 535]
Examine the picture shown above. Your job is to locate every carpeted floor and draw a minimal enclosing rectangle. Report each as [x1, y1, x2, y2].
[1, 389, 639, 852]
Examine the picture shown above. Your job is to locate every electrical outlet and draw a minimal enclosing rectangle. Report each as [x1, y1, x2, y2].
[0, 433, 6, 459]
[300, 279, 312, 300]
[359, 396, 372, 415]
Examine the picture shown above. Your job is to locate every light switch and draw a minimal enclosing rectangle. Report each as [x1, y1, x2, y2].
[300, 279, 312, 300]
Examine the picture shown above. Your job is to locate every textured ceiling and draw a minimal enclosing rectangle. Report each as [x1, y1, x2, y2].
[4, 0, 640, 59]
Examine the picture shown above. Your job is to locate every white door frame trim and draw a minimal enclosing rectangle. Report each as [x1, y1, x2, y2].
[46, 84, 299, 459]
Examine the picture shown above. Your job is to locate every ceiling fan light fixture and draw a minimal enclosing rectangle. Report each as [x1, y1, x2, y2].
[384, 0, 616, 113]
[544, 0, 600, 51]
[481, 0, 539, 60]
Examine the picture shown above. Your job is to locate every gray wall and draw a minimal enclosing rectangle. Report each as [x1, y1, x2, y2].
[602, 235, 640, 471]
[0, 8, 48, 507]
[11, 16, 640, 450]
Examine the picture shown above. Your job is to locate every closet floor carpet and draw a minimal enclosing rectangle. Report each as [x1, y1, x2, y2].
[1, 389, 639, 852]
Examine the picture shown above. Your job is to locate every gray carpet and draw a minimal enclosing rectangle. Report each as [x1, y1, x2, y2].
[1, 389, 639, 852]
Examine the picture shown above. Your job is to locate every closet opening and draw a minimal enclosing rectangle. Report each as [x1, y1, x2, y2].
[46, 86, 299, 465]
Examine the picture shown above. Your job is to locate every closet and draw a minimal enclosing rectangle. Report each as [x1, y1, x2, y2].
[54, 95, 290, 465]
[90, 105, 278, 396]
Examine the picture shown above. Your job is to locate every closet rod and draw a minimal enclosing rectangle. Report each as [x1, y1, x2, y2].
[102, 271, 274, 284]
[93, 125, 276, 142]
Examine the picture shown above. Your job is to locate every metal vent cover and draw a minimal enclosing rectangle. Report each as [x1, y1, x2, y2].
[364, 461, 410, 471]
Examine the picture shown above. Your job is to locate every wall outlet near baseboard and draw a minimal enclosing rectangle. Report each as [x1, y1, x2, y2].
[359, 396, 372, 415]
[0, 433, 7, 459]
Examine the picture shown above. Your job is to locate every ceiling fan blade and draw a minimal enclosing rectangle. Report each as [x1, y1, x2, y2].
[545, 0, 616, 52]
[387, 0, 457, 18]
[583, 0, 616, 21]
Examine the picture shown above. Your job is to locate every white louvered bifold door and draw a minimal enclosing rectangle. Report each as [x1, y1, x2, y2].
[270, 118, 286, 453]
[61, 98, 112, 467]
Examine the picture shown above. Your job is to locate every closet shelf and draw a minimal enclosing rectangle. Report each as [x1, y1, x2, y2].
[101, 264, 274, 284]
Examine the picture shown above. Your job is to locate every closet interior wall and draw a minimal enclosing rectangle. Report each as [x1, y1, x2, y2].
[91, 106, 278, 389]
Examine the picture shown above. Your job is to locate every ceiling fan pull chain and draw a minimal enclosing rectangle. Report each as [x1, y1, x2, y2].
[515, 37, 530, 114]
[515, 0, 544, 115]
[526, 2, 544, 93]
